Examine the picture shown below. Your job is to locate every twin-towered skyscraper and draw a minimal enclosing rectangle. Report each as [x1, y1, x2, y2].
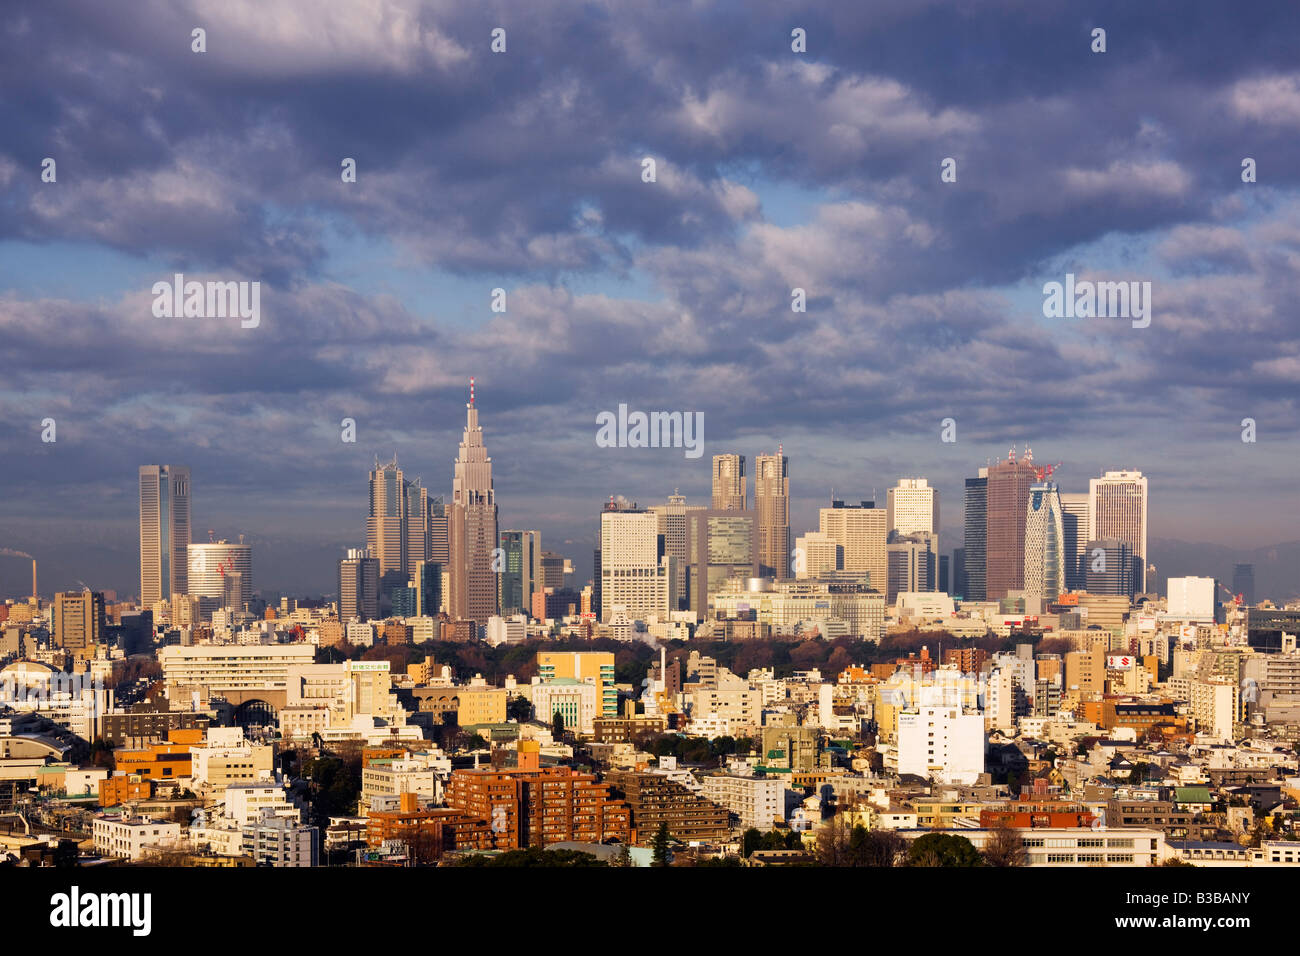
[708, 451, 790, 579]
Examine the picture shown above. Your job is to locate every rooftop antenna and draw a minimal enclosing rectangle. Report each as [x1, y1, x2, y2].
[469, 377, 475, 406]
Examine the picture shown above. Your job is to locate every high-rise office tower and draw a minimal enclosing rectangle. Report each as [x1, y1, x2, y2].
[711, 454, 747, 511]
[366, 457, 407, 577]
[405, 479, 430, 569]
[686, 510, 759, 617]
[886, 531, 937, 603]
[794, 530, 839, 579]
[428, 496, 449, 565]
[985, 450, 1039, 600]
[650, 493, 705, 610]
[139, 464, 191, 606]
[1023, 482, 1066, 605]
[411, 559, 443, 616]
[188, 540, 253, 611]
[540, 551, 569, 590]
[819, 500, 888, 593]
[1089, 470, 1148, 594]
[52, 590, 105, 658]
[754, 450, 789, 579]
[1233, 563, 1256, 606]
[1059, 492, 1090, 591]
[498, 530, 541, 616]
[952, 548, 966, 597]
[449, 379, 499, 627]
[1084, 538, 1135, 598]
[599, 505, 675, 623]
[339, 548, 380, 622]
[963, 470, 988, 601]
[887, 478, 939, 535]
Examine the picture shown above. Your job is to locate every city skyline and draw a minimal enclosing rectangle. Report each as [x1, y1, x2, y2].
[3, 435, 1300, 605]
[2, 1, 1299, 605]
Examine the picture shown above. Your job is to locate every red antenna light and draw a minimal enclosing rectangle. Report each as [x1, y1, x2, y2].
[469, 377, 475, 406]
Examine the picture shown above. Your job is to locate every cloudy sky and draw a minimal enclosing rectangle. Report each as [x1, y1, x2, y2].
[2, 0, 1298, 600]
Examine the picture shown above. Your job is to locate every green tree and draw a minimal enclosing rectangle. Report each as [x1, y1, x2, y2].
[552, 710, 565, 739]
[652, 822, 672, 867]
[741, 828, 763, 858]
[507, 696, 532, 723]
[908, 833, 982, 868]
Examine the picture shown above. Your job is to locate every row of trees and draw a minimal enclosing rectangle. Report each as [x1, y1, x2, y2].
[317, 629, 1038, 688]
[741, 819, 1029, 867]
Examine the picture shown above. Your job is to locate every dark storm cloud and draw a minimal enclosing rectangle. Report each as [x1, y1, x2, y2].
[1, 0, 1298, 595]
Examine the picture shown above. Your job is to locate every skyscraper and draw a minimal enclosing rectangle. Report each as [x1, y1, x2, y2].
[339, 548, 380, 622]
[405, 478, 430, 569]
[498, 530, 541, 616]
[819, 500, 888, 593]
[1059, 492, 1090, 591]
[1089, 470, 1148, 594]
[1084, 538, 1135, 598]
[139, 464, 191, 606]
[1023, 481, 1066, 606]
[985, 450, 1039, 601]
[963, 470, 988, 601]
[686, 510, 759, 618]
[711, 454, 746, 511]
[1233, 563, 1256, 606]
[754, 450, 789, 579]
[599, 505, 674, 623]
[650, 493, 705, 610]
[366, 457, 407, 577]
[449, 379, 499, 628]
[887, 531, 937, 603]
[428, 496, 449, 565]
[887, 478, 939, 535]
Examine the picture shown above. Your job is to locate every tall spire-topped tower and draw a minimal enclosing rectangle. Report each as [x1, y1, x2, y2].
[449, 378, 499, 628]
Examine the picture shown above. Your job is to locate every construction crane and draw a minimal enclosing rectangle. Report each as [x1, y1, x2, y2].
[1218, 582, 1243, 607]
[1033, 462, 1063, 481]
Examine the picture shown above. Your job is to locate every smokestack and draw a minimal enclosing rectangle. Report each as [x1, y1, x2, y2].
[31, 559, 36, 601]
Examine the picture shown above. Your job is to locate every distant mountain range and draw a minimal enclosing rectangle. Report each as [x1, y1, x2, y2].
[1147, 538, 1300, 605]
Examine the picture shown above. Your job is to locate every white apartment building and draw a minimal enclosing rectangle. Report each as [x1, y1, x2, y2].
[346, 621, 375, 646]
[685, 686, 762, 735]
[221, 781, 301, 827]
[896, 705, 985, 784]
[361, 759, 443, 812]
[93, 814, 182, 861]
[887, 478, 939, 535]
[243, 808, 318, 867]
[1190, 677, 1239, 741]
[701, 772, 786, 831]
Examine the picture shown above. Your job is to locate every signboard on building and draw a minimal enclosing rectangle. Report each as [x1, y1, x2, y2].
[1106, 654, 1134, 670]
